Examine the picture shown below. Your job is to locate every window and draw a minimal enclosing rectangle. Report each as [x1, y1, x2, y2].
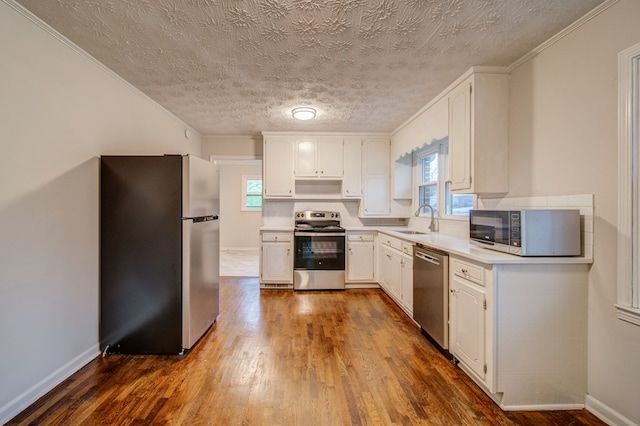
[242, 175, 262, 211]
[617, 41, 640, 326]
[418, 151, 439, 213]
[414, 139, 474, 218]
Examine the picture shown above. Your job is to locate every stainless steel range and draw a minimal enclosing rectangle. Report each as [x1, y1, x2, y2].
[293, 210, 346, 290]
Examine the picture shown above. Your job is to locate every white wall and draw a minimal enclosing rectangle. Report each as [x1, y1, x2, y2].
[218, 163, 262, 250]
[508, 1, 640, 423]
[0, 1, 202, 422]
[202, 135, 263, 158]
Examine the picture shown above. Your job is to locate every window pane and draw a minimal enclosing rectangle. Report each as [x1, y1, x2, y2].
[445, 182, 473, 215]
[421, 153, 438, 183]
[245, 195, 262, 209]
[418, 184, 438, 213]
[243, 176, 262, 211]
[246, 179, 262, 194]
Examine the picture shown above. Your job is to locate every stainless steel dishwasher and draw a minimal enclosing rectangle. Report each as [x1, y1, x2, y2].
[413, 244, 449, 350]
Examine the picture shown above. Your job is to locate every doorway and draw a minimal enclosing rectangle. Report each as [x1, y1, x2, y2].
[212, 157, 262, 277]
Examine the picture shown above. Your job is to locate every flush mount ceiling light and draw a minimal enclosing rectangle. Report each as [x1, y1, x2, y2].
[292, 107, 316, 121]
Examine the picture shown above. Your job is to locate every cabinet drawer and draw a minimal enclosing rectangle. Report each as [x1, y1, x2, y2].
[262, 232, 292, 242]
[380, 235, 402, 251]
[348, 232, 375, 242]
[451, 258, 484, 285]
[401, 242, 413, 256]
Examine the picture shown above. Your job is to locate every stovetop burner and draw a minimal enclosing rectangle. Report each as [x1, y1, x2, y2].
[294, 210, 344, 233]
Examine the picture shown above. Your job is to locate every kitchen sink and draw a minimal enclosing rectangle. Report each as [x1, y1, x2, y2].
[397, 230, 426, 235]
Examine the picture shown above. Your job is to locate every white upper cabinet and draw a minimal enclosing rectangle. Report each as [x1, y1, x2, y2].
[263, 136, 294, 198]
[294, 136, 344, 179]
[263, 132, 391, 205]
[448, 80, 472, 191]
[447, 69, 509, 194]
[294, 136, 317, 177]
[361, 138, 390, 216]
[343, 138, 362, 198]
[317, 136, 344, 177]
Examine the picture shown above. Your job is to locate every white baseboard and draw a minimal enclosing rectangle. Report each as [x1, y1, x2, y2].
[501, 403, 585, 411]
[344, 283, 379, 289]
[586, 395, 638, 426]
[0, 344, 100, 425]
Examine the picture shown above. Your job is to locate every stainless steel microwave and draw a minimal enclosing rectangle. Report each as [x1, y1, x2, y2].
[469, 209, 581, 256]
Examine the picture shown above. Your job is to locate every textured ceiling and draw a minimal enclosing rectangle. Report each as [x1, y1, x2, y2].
[16, 0, 604, 136]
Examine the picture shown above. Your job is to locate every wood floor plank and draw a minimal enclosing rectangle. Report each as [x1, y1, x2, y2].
[8, 277, 605, 425]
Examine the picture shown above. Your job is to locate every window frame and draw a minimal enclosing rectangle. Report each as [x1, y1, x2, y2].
[415, 144, 442, 216]
[241, 174, 263, 212]
[413, 140, 475, 221]
[616, 41, 640, 326]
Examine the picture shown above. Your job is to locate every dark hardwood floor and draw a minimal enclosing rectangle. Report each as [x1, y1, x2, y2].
[9, 277, 605, 425]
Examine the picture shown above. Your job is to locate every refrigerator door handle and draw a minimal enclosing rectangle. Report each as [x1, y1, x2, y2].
[184, 215, 219, 222]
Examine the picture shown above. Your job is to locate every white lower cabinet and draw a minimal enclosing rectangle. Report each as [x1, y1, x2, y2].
[400, 243, 413, 316]
[377, 234, 413, 317]
[346, 231, 375, 282]
[379, 244, 402, 299]
[450, 272, 486, 381]
[449, 255, 589, 409]
[260, 231, 293, 288]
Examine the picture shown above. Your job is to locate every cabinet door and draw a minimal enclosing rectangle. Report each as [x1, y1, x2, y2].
[362, 138, 390, 216]
[450, 275, 485, 380]
[317, 136, 344, 178]
[379, 245, 402, 299]
[363, 175, 389, 216]
[261, 242, 293, 283]
[363, 138, 389, 175]
[448, 80, 472, 192]
[294, 136, 317, 178]
[343, 138, 362, 197]
[264, 137, 294, 197]
[401, 254, 413, 315]
[347, 242, 375, 282]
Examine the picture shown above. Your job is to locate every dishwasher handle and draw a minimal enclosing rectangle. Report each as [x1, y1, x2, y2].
[415, 250, 440, 265]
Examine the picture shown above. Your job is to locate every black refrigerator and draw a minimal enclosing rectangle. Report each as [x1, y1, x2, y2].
[100, 155, 219, 354]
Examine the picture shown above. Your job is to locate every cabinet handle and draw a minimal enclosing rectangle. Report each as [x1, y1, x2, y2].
[274, 236, 278, 240]
[346, 190, 350, 194]
[287, 248, 290, 255]
[386, 254, 392, 259]
[461, 268, 468, 274]
[288, 190, 292, 193]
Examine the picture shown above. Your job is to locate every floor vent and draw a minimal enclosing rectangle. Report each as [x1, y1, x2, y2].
[260, 283, 293, 290]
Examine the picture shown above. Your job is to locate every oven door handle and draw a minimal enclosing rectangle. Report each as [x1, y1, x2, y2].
[294, 232, 346, 237]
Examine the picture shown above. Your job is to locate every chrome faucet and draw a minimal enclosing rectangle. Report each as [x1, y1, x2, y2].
[414, 203, 437, 232]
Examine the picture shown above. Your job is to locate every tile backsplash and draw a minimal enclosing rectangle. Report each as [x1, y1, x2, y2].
[262, 200, 405, 228]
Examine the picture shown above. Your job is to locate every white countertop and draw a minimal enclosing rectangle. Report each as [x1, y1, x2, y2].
[355, 227, 593, 265]
[259, 225, 592, 265]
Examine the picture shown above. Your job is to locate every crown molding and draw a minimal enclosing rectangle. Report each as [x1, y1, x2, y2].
[509, 0, 620, 70]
